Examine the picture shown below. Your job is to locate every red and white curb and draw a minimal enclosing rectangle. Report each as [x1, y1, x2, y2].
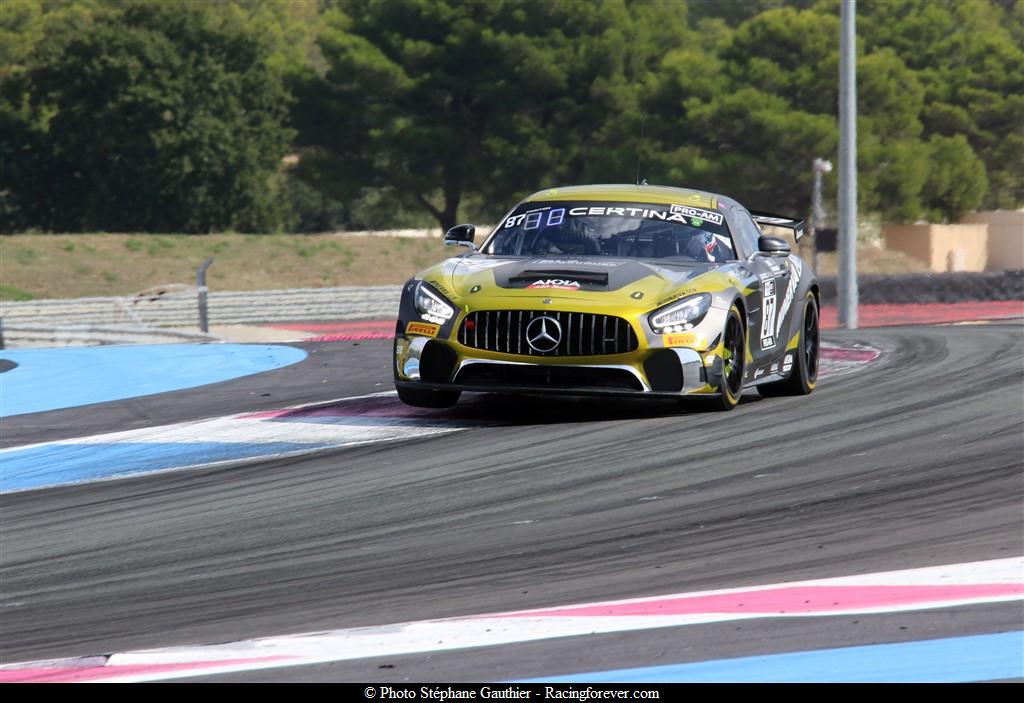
[2, 556, 1019, 683]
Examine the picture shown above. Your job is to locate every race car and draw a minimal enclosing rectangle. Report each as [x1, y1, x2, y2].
[393, 184, 819, 411]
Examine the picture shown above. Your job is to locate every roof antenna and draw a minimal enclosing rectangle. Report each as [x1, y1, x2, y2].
[635, 119, 647, 186]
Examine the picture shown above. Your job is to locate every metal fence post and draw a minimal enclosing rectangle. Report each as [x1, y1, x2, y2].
[838, 0, 859, 329]
[197, 258, 214, 333]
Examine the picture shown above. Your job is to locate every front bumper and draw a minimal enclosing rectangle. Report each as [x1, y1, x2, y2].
[395, 334, 715, 398]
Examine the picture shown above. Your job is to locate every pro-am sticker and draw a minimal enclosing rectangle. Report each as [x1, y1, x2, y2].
[670, 204, 724, 226]
[527, 279, 581, 290]
[406, 321, 440, 337]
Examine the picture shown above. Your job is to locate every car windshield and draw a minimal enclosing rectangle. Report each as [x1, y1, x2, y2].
[484, 200, 735, 262]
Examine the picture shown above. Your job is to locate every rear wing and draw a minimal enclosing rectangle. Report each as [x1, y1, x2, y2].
[750, 211, 805, 241]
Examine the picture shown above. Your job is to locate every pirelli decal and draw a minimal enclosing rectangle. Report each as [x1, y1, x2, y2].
[663, 332, 702, 348]
[406, 321, 440, 337]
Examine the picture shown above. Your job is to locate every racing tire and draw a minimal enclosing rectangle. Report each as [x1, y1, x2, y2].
[758, 292, 819, 397]
[396, 385, 461, 408]
[710, 304, 746, 411]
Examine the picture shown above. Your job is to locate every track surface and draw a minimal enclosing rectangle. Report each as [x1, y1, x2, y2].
[1, 324, 1022, 680]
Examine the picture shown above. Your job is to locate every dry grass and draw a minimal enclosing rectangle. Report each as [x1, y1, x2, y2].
[1, 232, 931, 301]
[0, 233, 453, 300]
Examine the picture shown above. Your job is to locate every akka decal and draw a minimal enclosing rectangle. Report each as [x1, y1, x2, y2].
[406, 322, 440, 337]
[760, 278, 778, 350]
[527, 279, 581, 291]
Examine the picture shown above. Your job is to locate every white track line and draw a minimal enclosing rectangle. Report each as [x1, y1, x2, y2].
[2, 556, 1019, 683]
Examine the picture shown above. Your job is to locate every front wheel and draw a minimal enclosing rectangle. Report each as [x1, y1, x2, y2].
[758, 292, 819, 397]
[396, 384, 461, 408]
[709, 304, 746, 411]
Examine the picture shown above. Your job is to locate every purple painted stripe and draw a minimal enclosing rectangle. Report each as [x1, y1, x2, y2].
[497, 584, 1024, 618]
[0, 656, 293, 683]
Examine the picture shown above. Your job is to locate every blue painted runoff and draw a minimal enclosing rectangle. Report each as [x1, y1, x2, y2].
[519, 631, 1024, 683]
[0, 344, 306, 417]
[0, 441, 327, 493]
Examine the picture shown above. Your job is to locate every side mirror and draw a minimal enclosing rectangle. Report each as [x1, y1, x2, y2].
[445, 224, 477, 250]
[758, 235, 790, 257]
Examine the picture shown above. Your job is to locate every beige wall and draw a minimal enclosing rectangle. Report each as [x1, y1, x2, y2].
[959, 210, 1024, 271]
[883, 223, 988, 272]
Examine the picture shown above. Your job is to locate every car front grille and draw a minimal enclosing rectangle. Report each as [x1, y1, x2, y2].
[457, 310, 638, 357]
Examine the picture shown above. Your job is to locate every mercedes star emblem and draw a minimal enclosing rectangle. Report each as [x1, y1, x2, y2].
[525, 315, 562, 353]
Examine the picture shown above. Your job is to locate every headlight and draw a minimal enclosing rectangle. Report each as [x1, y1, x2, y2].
[414, 281, 455, 324]
[649, 293, 711, 334]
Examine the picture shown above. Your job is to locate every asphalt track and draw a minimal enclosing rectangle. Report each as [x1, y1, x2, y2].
[1, 323, 1022, 681]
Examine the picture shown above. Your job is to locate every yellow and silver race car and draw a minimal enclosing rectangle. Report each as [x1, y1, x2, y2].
[394, 184, 819, 411]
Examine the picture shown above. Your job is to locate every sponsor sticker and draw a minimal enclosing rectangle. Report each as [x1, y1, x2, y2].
[428, 279, 453, 298]
[558, 205, 724, 226]
[760, 277, 778, 350]
[663, 332, 701, 347]
[406, 322, 440, 337]
[530, 258, 619, 267]
[527, 279, 581, 290]
[774, 257, 802, 337]
[655, 288, 699, 307]
[670, 204, 725, 225]
[457, 259, 508, 272]
[670, 193, 714, 208]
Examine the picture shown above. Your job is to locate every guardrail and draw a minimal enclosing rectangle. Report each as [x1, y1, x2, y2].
[0, 286, 404, 329]
[2, 324, 219, 347]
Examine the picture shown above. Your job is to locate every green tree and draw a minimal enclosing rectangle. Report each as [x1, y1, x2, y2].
[920, 134, 988, 221]
[294, 0, 683, 231]
[646, 1, 998, 221]
[2, 0, 294, 232]
[858, 0, 1023, 209]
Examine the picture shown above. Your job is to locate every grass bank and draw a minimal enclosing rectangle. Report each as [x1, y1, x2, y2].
[0, 232, 452, 300]
[0, 231, 929, 301]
